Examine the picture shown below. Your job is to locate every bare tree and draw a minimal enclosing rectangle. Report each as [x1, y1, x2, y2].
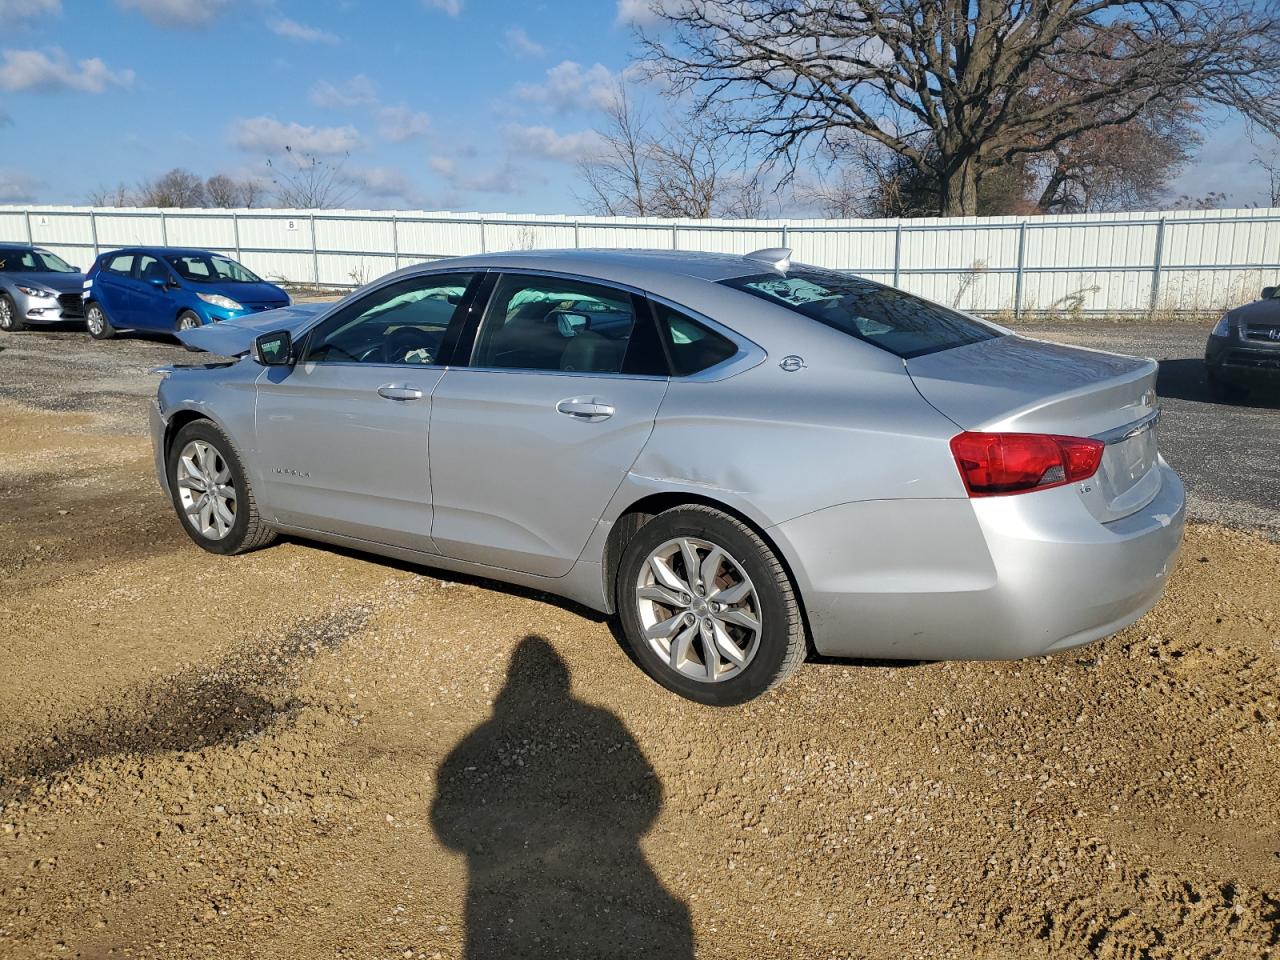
[268, 147, 355, 209]
[577, 81, 766, 218]
[577, 84, 652, 216]
[640, 0, 1280, 216]
[136, 168, 207, 207]
[87, 182, 134, 207]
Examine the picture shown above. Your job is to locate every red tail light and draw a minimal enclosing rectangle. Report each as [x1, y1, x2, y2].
[949, 432, 1104, 497]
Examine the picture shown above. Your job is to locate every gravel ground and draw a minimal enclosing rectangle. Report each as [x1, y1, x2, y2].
[0, 320, 1278, 959]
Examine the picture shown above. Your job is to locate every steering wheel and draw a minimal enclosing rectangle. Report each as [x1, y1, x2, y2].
[383, 327, 436, 365]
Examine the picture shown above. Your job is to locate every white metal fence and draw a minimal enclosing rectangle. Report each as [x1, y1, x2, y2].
[4, 204, 1280, 315]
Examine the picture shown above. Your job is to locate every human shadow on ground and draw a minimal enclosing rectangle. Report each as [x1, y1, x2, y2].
[430, 635, 693, 960]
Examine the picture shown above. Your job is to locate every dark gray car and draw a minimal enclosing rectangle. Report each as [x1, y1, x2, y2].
[1205, 285, 1280, 398]
[0, 242, 87, 332]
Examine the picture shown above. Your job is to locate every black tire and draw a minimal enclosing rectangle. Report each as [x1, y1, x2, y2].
[0, 293, 26, 332]
[176, 310, 203, 351]
[615, 505, 806, 706]
[166, 419, 277, 556]
[85, 301, 115, 340]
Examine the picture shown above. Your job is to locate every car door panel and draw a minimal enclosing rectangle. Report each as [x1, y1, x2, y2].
[253, 271, 480, 552]
[256, 362, 444, 550]
[429, 369, 668, 577]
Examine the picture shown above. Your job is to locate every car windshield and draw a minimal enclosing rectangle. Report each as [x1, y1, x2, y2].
[723, 270, 1001, 359]
[0, 249, 77, 273]
[166, 253, 262, 284]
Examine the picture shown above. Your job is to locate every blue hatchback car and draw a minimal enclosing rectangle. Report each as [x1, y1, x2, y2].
[83, 247, 289, 341]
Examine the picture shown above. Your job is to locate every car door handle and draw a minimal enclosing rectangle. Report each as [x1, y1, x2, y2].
[556, 397, 615, 421]
[377, 384, 424, 401]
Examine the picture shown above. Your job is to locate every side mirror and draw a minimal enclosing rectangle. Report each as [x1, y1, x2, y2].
[253, 330, 294, 366]
[1263, 286, 1276, 301]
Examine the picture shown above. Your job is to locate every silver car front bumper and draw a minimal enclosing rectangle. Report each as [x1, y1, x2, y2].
[772, 458, 1186, 661]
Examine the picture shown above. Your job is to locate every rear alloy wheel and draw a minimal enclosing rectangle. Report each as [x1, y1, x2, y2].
[176, 311, 203, 351]
[617, 505, 806, 705]
[0, 293, 26, 332]
[167, 420, 276, 555]
[85, 301, 115, 340]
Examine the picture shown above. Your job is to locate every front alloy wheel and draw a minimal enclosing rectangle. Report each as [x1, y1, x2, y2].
[176, 438, 237, 541]
[166, 419, 276, 555]
[0, 294, 24, 332]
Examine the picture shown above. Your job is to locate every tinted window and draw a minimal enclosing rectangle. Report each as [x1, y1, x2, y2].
[103, 254, 135, 276]
[723, 270, 1000, 359]
[652, 302, 738, 376]
[304, 272, 474, 365]
[0, 249, 75, 273]
[167, 253, 261, 283]
[473, 274, 638, 374]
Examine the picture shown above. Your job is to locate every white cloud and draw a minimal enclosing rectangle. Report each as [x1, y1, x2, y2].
[0, 168, 41, 203]
[230, 116, 363, 155]
[504, 27, 545, 59]
[0, 0, 61, 22]
[268, 17, 339, 44]
[345, 165, 422, 205]
[376, 104, 430, 143]
[515, 60, 620, 113]
[310, 74, 378, 108]
[116, 0, 231, 27]
[0, 49, 134, 93]
[505, 124, 604, 163]
[424, 0, 460, 15]
[615, 0, 658, 25]
[429, 153, 524, 195]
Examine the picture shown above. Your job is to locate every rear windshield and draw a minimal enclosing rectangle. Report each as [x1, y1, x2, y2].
[166, 253, 261, 284]
[723, 270, 1000, 359]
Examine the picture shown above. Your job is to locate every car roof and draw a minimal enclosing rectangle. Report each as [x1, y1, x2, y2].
[104, 247, 223, 257]
[0, 242, 39, 250]
[429, 248, 778, 284]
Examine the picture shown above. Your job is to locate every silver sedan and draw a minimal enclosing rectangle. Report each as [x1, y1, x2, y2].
[150, 248, 1185, 705]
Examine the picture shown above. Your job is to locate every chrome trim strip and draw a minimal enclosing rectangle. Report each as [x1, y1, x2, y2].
[1093, 408, 1160, 445]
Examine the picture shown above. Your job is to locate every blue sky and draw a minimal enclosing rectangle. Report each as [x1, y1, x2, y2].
[0, 0, 1274, 213]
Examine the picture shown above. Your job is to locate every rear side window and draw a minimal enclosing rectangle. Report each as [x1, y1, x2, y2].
[652, 302, 738, 376]
[723, 270, 999, 359]
[472, 274, 639, 374]
[102, 254, 135, 276]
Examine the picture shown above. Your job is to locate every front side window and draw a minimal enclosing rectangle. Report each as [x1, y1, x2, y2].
[167, 254, 261, 283]
[303, 272, 474, 365]
[472, 274, 638, 374]
[136, 255, 170, 284]
[724, 270, 1000, 359]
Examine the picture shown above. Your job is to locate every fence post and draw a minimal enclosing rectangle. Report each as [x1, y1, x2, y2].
[1013, 221, 1028, 318]
[479, 216, 487, 254]
[671, 222, 678, 250]
[310, 214, 320, 288]
[781, 222, 789, 249]
[893, 222, 903, 287]
[392, 214, 401, 270]
[573, 220, 580, 248]
[159, 210, 168, 246]
[24, 209, 33, 243]
[1149, 217, 1167, 313]
[232, 212, 241, 262]
[89, 210, 100, 259]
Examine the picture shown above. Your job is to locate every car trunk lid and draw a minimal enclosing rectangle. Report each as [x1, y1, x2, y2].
[906, 334, 1163, 521]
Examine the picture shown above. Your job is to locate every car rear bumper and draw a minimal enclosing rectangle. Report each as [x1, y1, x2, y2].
[771, 459, 1185, 661]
